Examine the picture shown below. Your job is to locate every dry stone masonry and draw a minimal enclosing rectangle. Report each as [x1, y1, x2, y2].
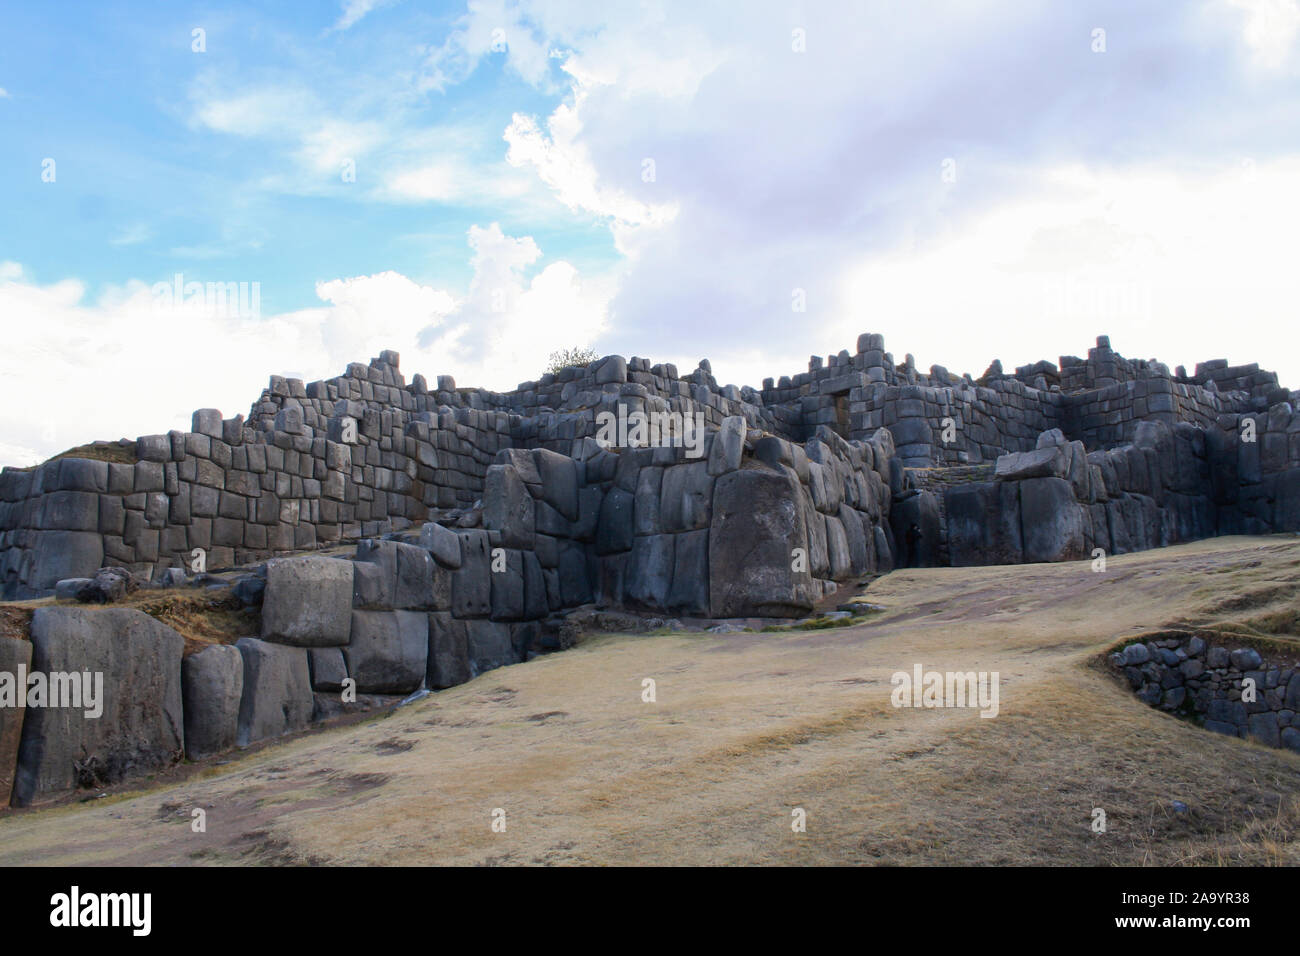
[1, 332, 1299, 803]
[1111, 634, 1300, 753]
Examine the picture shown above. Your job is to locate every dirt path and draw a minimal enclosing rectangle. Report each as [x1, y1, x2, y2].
[3, 535, 1299, 865]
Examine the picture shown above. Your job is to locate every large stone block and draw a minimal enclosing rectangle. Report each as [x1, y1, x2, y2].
[596, 486, 635, 554]
[260, 555, 354, 646]
[0, 636, 32, 806]
[39, 490, 99, 531]
[709, 467, 814, 617]
[890, 491, 941, 568]
[945, 481, 1023, 566]
[483, 464, 535, 549]
[452, 530, 492, 618]
[533, 448, 580, 522]
[419, 521, 463, 569]
[489, 549, 526, 621]
[465, 619, 517, 676]
[627, 533, 675, 609]
[182, 644, 243, 760]
[30, 531, 104, 591]
[994, 446, 1068, 482]
[660, 461, 713, 532]
[706, 416, 746, 476]
[427, 612, 471, 689]
[667, 528, 709, 614]
[307, 647, 348, 691]
[345, 610, 427, 694]
[235, 638, 313, 746]
[557, 539, 592, 607]
[1019, 477, 1087, 563]
[838, 503, 870, 574]
[13, 608, 184, 805]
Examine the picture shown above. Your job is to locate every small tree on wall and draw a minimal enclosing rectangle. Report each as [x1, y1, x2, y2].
[545, 347, 599, 376]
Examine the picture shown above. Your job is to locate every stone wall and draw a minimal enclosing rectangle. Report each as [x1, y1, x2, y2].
[4, 419, 902, 804]
[1, 332, 1295, 598]
[1112, 633, 1300, 753]
[945, 412, 1300, 567]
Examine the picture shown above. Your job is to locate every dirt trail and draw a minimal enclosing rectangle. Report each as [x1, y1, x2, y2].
[3, 535, 1299, 865]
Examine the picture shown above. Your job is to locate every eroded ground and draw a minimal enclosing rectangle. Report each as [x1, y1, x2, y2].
[3, 535, 1299, 866]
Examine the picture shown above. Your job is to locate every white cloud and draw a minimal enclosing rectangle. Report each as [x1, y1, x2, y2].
[0, 227, 614, 467]
[330, 0, 387, 32]
[421, 0, 562, 92]
[418, 223, 613, 389]
[0, 87, 9, 99]
[504, 104, 678, 240]
[453, 0, 1300, 395]
[833, 160, 1300, 388]
[1228, 0, 1300, 69]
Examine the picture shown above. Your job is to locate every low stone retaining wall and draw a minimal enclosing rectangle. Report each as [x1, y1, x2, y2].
[1111, 633, 1300, 752]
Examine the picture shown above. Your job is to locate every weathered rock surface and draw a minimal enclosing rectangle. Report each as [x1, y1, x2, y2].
[235, 637, 313, 747]
[261, 555, 354, 646]
[14, 607, 184, 805]
[710, 467, 813, 617]
[182, 644, 243, 759]
[0, 636, 32, 806]
[345, 610, 428, 694]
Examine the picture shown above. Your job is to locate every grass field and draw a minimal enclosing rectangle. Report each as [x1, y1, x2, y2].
[2, 535, 1299, 866]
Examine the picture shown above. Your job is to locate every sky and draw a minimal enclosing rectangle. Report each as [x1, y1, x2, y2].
[1, 0, 1298, 466]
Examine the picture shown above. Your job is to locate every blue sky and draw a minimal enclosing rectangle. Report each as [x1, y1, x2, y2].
[2, 0, 1299, 466]
[0, 1, 612, 312]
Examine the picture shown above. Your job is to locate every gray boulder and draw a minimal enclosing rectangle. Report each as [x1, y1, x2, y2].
[709, 467, 814, 617]
[54, 578, 94, 601]
[706, 416, 747, 476]
[14, 608, 184, 805]
[0, 636, 32, 806]
[419, 521, 463, 569]
[235, 638, 313, 746]
[307, 647, 348, 691]
[465, 619, 517, 675]
[1230, 648, 1263, 671]
[483, 464, 535, 549]
[428, 612, 471, 688]
[533, 448, 580, 522]
[626, 533, 675, 609]
[994, 446, 1068, 482]
[452, 530, 492, 618]
[345, 611, 428, 694]
[1019, 477, 1087, 563]
[75, 566, 135, 603]
[182, 644, 243, 759]
[945, 481, 1023, 566]
[260, 555, 354, 646]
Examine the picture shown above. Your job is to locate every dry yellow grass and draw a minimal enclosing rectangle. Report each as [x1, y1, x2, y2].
[2, 534, 1299, 866]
